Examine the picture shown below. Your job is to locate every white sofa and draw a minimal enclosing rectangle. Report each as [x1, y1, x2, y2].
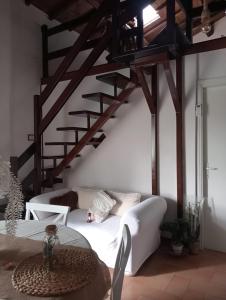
[29, 188, 167, 276]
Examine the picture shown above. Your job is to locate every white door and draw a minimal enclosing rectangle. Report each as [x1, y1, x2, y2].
[200, 80, 226, 252]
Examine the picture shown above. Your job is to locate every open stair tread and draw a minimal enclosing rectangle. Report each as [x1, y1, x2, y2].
[68, 110, 115, 119]
[42, 154, 81, 159]
[57, 126, 103, 132]
[42, 166, 71, 171]
[96, 72, 130, 89]
[42, 177, 63, 187]
[82, 92, 118, 105]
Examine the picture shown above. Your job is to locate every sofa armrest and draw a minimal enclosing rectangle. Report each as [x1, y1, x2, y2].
[29, 188, 71, 220]
[119, 196, 167, 275]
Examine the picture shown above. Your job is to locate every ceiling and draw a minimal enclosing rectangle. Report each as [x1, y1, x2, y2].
[25, 0, 226, 43]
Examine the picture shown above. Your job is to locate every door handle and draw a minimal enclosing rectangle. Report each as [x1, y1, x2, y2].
[205, 167, 218, 171]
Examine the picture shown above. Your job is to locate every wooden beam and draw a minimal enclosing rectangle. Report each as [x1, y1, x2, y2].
[47, 9, 96, 36]
[183, 37, 226, 56]
[167, 0, 176, 35]
[39, 29, 111, 134]
[135, 67, 156, 114]
[151, 65, 159, 195]
[176, 56, 184, 218]
[87, 0, 100, 9]
[41, 25, 48, 78]
[52, 83, 137, 177]
[48, 0, 77, 20]
[33, 95, 42, 195]
[40, 0, 109, 107]
[163, 60, 180, 112]
[41, 62, 127, 85]
[134, 51, 169, 68]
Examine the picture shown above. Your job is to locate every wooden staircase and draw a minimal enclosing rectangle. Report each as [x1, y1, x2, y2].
[11, 0, 185, 198]
[42, 71, 136, 187]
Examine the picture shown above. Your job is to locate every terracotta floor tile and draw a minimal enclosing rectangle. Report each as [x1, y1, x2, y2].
[165, 275, 190, 297]
[211, 271, 226, 286]
[137, 287, 181, 300]
[182, 290, 204, 300]
[188, 277, 210, 294]
[120, 246, 226, 300]
[206, 282, 226, 300]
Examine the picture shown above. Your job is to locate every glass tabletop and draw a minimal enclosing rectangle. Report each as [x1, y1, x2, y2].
[0, 220, 91, 249]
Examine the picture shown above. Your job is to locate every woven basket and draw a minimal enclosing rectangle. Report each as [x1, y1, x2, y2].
[12, 247, 98, 297]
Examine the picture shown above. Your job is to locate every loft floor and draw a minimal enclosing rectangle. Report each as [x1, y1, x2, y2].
[120, 243, 226, 300]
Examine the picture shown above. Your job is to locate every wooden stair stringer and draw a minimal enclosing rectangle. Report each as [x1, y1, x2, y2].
[39, 27, 112, 135]
[52, 82, 138, 178]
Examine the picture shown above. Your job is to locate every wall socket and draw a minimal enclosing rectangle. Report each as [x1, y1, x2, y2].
[27, 134, 34, 141]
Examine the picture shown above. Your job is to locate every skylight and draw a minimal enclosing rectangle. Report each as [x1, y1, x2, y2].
[143, 5, 160, 27]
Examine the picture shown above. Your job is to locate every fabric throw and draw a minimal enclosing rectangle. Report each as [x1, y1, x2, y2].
[50, 191, 78, 211]
[107, 191, 141, 216]
[89, 191, 116, 223]
[76, 187, 102, 210]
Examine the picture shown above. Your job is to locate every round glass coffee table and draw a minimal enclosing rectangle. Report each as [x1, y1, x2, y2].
[0, 219, 91, 249]
[0, 220, 110, 300]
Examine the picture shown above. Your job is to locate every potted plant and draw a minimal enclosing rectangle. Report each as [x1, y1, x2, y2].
[160, 218, 190, 255]
[186, 201, 201, 254]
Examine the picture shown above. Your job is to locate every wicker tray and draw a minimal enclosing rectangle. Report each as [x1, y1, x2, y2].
[12, 247, 98, 297]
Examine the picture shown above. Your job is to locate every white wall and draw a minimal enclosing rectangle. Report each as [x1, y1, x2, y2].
[0, 0, 47, 164]
[0, 1, 12, 160]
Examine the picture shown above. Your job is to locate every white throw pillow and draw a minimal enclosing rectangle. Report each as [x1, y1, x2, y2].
[75, 187, 102, 209]
[107, 191, 141, 216]
[89, 191, 116, 223]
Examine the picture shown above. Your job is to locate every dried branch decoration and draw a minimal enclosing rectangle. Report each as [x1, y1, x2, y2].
[0, 156, 24, 235]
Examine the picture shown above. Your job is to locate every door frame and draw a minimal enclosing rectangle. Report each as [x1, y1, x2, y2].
[197, 76, 226, 248]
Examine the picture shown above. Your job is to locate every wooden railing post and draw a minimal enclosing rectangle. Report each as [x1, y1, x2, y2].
[41, 25, 49, 78]
[151, 65, 159, 195]
[34, 95, 42, 195]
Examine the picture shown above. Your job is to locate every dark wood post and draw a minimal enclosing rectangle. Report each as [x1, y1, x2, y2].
[176, 56, 184, 218]
[185, 0, 193, 43]
[34, 95, 42, 195]
[41, 25, 49, 78]
[151, 65, 159, 195]
[111, 0, 120, 57]
[136, 9, 144, 50]
[167, 0, 176, 36]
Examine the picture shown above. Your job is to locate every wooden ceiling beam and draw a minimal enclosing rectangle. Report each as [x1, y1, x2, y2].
[192, 1, 226, 17]
[47, 9, 96, 36]
[87, 0, 100, 9]
[25, 0, 32, 5]
[183, 36, 226, 56]
[135, 67, 156, 114]
[49, 0, 76, 20]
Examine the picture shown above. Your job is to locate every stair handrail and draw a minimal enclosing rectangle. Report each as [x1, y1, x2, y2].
[10, 142, 36, 177]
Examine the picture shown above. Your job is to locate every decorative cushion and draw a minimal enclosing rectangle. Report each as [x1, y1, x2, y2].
[50, 191, 78, 211]
[75, 187, 102, 210]
[89, 191, 116, 223]
[107, 191, 141, 216]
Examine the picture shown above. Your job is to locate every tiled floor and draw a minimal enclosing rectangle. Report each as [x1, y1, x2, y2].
[121, 244, 226, 300]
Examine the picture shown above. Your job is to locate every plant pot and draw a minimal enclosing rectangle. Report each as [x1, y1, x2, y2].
[172, 243, 184, 256]
[189, 241, 200, 255]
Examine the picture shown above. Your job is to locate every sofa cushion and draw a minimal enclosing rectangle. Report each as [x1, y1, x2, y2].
[50, 191, 78, 211]
[75, 187, 102, 209]
[107, 191, 141, 216]
[89, 191, 116, 223]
